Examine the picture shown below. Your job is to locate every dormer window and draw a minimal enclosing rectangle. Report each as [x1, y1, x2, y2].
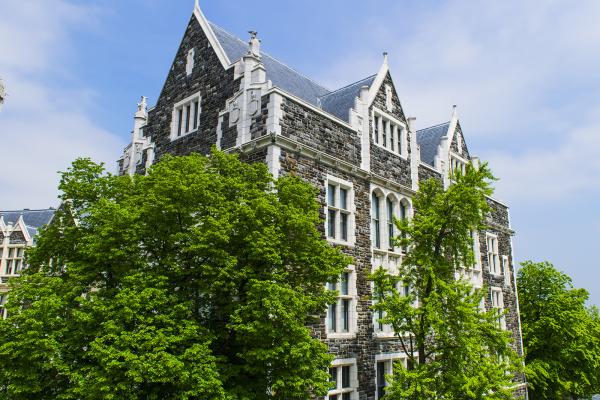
[171, 92, 201, 140]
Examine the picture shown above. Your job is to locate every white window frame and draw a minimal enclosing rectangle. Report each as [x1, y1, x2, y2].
[328, 358, 358, 400]
[0, 293, 7, 319]
[490, 286, 506, 330]
[325, 176, 355, 246]
[486, 233, 501, 276]
[2, 246, 24, 277]
[170, 92, 201, 141]
[449, 153, 467, 175]
[457, 230, 483, 288]
[326, 265, 358, 339]
[372, 107, 408, 159]
[375, 353, 408, 399]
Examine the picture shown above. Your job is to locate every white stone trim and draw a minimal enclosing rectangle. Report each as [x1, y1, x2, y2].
[170, 91, 201, 141]
[375, 352, 408, 399]
[371, 107, 408, 159]
[485, 232, 501, 276]
[266, 92, 283, 136]
[367, 54, 389, 106]
[193, 6, 231, 69]
[328, 358, 359, 400]
[325, 175, 356, 247]
[490, 286, 507, 330]
[266, 144, 281, 179]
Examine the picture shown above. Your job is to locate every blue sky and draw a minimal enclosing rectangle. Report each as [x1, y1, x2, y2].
[1, 0, 599, 305]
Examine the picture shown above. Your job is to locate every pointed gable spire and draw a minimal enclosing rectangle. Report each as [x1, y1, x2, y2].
[367, 52, 391, 106]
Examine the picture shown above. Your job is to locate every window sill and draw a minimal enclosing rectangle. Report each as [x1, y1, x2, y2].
[372, 248, 405, 257]
[326, 332, 356, 340]
[328, 238, 355, 248]
[373, 331, 398, 340]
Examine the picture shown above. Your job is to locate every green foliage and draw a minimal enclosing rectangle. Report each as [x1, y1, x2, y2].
[0, 150, 350, 399]
[371, 163, 523, 399]
[518, 261, 600, 400]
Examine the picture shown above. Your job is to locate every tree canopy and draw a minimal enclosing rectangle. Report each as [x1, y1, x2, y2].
[0, 150, 350, 399]
[371, 163, 523, 399]
[518, 261, 600, 400]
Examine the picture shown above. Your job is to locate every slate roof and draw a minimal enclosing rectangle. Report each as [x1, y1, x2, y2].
[319, 75, 376, 121]
[0, 209, 56, 239]
[416, 122, 450, 166]
[209, 22, 330, 106]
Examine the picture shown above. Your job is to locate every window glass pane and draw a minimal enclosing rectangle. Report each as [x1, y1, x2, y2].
[328, 303, 337, 332]
[374, 115, 380, 143]
[329, 395, 338, 400]
[390, 125, 395, 151]
[328, 210, 336, 239]
[177, 108, 183, 136]
[382, 120, 387, 147]
[328, 184, 336, 207]
[185, 105, 191, 132]
[378, 309, 384, 331]
[342, 393, 351, 400]
[341, 272, 349, 295]
[340, 213, 348, 241]
[340, 188, 347, 210]
[330, 367, 337, 386]
[377, 361, 386, 386]
[341, 366, 351, 388]
[342, 299, 349, 332]
[193, 100, 199, 129]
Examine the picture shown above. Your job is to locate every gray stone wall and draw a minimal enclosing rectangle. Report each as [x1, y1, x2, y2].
[418, 163, 443, 183]
[141, 15, 240, 168]
[281, 149, 399, 399]
[220, 113, 237, 150]
[279, 98, 362, 165]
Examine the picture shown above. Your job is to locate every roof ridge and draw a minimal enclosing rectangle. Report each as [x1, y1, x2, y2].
[0, 208, 55, 213]
[416, 121, 451, 133]
[319, 74, 377, 99]
[208, 21, 330, 92]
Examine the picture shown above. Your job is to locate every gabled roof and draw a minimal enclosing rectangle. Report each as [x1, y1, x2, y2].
[319, 75, 376, 121]
[0, 208, 55, 239]
[209, 22, 330, 106]
[416, 122, 450, 166]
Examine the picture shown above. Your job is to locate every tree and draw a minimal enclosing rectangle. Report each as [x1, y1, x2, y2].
[517, 261, 600, 400]
[0, 150, 350, 399]
[371, 163, 523, 399]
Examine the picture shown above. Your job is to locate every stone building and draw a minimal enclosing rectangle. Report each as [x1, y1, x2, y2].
[0, 209, 55, 318]
[118, 3, 527, 398]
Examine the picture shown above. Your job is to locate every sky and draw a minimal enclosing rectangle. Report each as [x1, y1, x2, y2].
[0, 0, 599, 305]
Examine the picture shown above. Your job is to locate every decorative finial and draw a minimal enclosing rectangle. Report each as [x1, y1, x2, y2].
[138, 96, 148, 112]
[194, 0, 199, 10]
[383, 52, 389, 65]
[248, 31, 261, 57]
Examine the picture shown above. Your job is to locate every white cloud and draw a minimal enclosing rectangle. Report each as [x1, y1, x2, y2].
[317, 0, 600, 203]
[0, 0, 124, 210]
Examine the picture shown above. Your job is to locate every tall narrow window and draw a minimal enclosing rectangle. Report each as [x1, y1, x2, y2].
[372, 192, 381, 249]
[387, 198, 394, 250]
[327, 180, 353, 243]
[399, 201, 408, 253]
[390, 125, 395, 151]
[192, 100, 199, 130]
[185, 104, 191, 133]
[177, 109, 183, 136]
[374, 115, 380, 144]
[486, 234, 500, 275]
[382, 120, 388, 148]
[377, 361, 387, 399]
[491, 287, 506, 329]
[327, 269, 355, 336]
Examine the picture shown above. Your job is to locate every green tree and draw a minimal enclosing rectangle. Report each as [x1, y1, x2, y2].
[517, 261, 600, 400]
[0, 150, 350, 399]
[371, 163, 523, 399]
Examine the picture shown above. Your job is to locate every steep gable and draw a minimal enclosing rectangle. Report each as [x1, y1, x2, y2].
[371, 72, 407, 124]
[449, 121, 470, 159]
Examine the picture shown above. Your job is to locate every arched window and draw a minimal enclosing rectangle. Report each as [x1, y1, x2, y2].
[386, 197, 394, 251]
[399, 200, 409, 253]
[371, 192, 381, 249]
